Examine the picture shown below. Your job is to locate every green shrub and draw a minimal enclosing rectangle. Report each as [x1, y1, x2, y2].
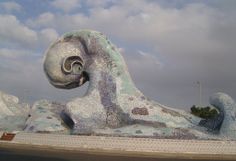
[190, 105, 218, 119]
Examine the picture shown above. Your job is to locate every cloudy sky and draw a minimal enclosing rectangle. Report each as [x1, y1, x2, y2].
[0, 0, 236, 110]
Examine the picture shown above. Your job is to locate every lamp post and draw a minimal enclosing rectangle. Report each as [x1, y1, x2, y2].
[197, 81, 202, 107]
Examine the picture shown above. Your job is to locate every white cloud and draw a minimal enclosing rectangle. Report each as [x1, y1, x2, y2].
[38, 28, 59, 48]
[0, 14, 59, 50]
[0, 14, 38, 47]
[85, 0, 116, 7]
[0, 48, 31, 59]
[25, 1, 236, 81]
[27, 1, 219, 48]
[26, 12, 55, 28]
[125, 50, 162, 83]
[2, 0, 236, 107]
[137, 50, 162, 67]
[51, 0, 81, 12]
[27, 12, 88, 32]
[0, 2, 22, 12]
[40, 28, 59, 42]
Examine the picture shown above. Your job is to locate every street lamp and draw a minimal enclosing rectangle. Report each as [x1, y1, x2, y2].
[197, 81, 202, 107]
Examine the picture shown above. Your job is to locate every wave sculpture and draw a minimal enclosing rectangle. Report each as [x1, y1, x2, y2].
[42, 30, 236, 139]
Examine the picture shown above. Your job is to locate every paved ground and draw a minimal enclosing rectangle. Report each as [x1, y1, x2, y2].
[0, 131, 236, 160]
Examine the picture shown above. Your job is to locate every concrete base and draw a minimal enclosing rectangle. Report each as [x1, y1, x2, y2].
[0, 131, 236, 160]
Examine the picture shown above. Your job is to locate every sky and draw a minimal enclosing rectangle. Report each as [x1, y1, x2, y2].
[0, 0, 236, 110]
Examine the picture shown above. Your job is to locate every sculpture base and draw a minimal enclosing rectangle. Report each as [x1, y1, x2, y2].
[0, 131, 236, 161]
